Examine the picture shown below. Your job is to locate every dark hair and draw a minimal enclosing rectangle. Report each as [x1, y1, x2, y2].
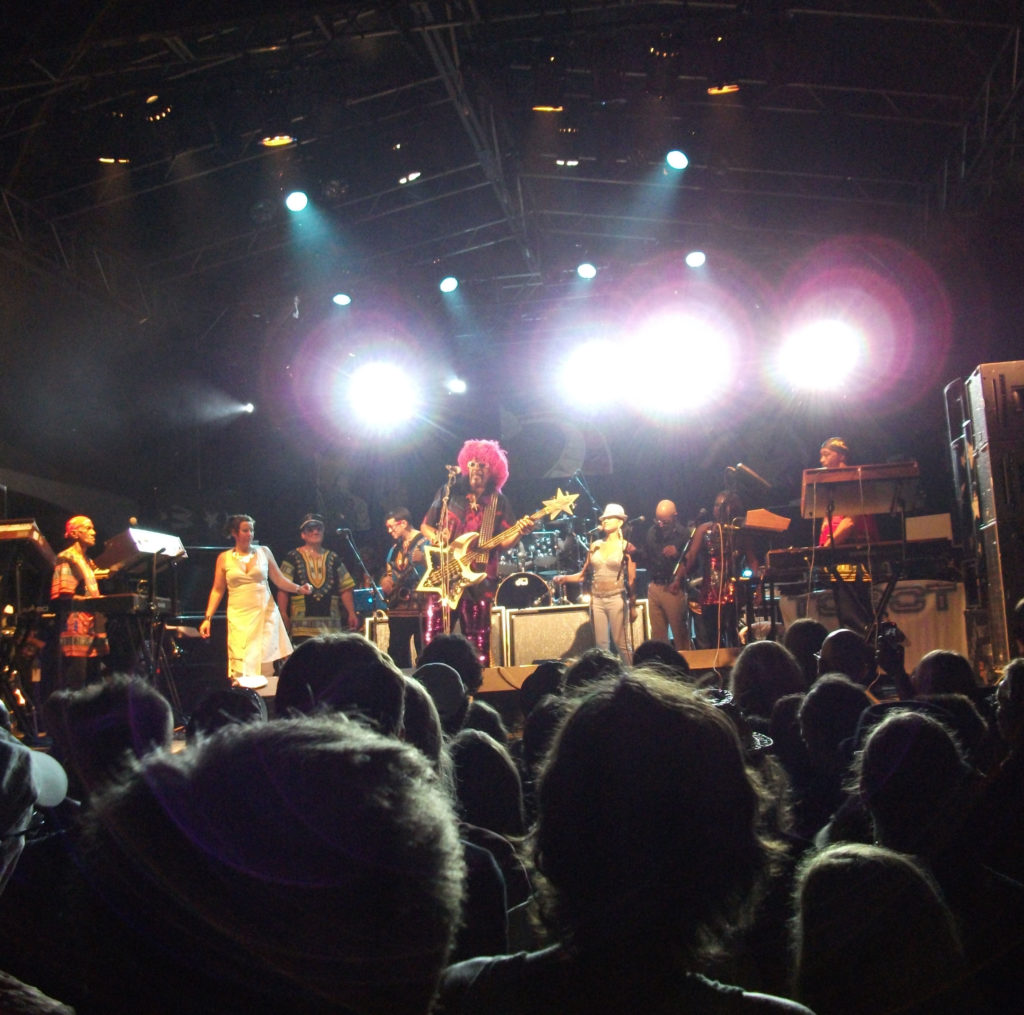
[855, 709, 975, 855]
[534, 670, 772, 956]
[186, 687, 268, 741]
[792, 842, 963, 1014]
[78, 717, 465, 1015]
[518, 661, 566, 717]
[276, 633, 405, 736]
[911, 650, 979, 697]
[564, 647, 624, 690]
[782, 618, 828, 687]
[386, 507, 412, 524]
[418, 634, 484, 695]
[632, 640, 692, 679]
[798, 673, 870, 763]
[449, 728, 525, 838]
[728, 641, 805, 720]
[225, 514, 255, 537]
[45, 673, 173, 798]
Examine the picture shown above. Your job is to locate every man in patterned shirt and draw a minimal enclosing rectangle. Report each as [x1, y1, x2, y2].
[276, 514, 358, 644]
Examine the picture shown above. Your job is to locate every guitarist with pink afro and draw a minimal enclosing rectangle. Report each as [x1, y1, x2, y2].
[421, 439, 535, 665]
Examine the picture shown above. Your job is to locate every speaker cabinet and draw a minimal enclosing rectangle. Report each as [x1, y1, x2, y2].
[966, 362, 1024, 666]
[504, 600, 650, 665]
[508, 605, 594, 665]
[966, 361, 1024, 445]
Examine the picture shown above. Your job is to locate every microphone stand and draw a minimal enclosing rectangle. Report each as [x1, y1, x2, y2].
[336, 529, 385, 611]
[571, 471, 601, 529]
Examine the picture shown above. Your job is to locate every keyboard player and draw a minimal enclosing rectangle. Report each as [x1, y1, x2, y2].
[817, 437, 880, 547]
[50, 515, 110, 690]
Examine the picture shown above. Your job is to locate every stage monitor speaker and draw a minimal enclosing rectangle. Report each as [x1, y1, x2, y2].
[506, 600, 650, 665]
[508, 605, 594, 665]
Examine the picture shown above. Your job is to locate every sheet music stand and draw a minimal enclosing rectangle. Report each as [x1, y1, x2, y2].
[801, 461, 920, 520]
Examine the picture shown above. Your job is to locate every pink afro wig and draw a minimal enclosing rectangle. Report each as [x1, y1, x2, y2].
[457, 439, 510, 492]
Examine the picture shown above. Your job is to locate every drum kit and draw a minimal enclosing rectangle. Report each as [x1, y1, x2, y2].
[494, 528, 576, 609]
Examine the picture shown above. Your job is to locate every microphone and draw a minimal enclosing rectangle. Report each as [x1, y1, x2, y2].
[336, 527, 351, 534]
[735, 462, 771, 489]
[445, 464, 461, 475]
[626, 515, 646, 524]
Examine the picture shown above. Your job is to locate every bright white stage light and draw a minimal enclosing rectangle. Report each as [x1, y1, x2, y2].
[332, 293, 352, 306]
[446, 376, 468, 394]
[777, 319, 863, 391]
[557, 339, 622, 411]
[347, 362, 420, 431]
[439, 276, 459, 293]
[242, 402, 255, 414]
[285, 190, 308, 212]
[576, 262, 597, 280]
[685, 250, 706, 268]
[666, 149, 689, 170]
[628, 310, 737, 413]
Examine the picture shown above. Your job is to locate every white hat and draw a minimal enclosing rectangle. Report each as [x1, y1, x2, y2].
[0, 729, 68, 822]
[599, 503, 627, 521]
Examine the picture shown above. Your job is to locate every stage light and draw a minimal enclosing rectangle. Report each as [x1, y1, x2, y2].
[628, 309, 738, 414]
[439, 276, 459, 294]
[332, 293, 352, 307]
[666, 149, 689, 170]
[347, 362, 420, 431]
[398, 171, 422, 185]
[558, 340, 622, 411]
[446, 376, 468, 394]
[260, 134, 296, 148]
[242, 403, 255, 414]
[285, 190, 308, 211]
[685, 250, 706, 268]
[777, 319, 863, 391]
[577, 262, 597, 280]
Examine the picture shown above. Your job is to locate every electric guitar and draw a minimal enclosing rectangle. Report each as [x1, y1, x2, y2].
[417, 488, 579, 609]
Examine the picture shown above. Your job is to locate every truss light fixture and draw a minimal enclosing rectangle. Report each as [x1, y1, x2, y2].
[666, 149, 689, 170]
[577, 262, 598, 280]
[685, 250, 707, 268]
[285, 190, 308, 212]
[399, 170, 422, 185]
[260, 133, 296, 148]
[532, 51, 567, 111]
[439, 276, 459, 294]
[332, 292, 352, 307]
[707, 82, 740, 96]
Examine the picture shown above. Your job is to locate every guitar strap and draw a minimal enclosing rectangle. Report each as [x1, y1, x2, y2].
[479, 493, 499, 544]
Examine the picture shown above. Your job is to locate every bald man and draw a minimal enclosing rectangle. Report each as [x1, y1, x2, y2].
[50, 516, 110, 690]
[644, 500, 692, 650]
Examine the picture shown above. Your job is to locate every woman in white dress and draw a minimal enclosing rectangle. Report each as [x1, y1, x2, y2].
[199, 514, 312, 686]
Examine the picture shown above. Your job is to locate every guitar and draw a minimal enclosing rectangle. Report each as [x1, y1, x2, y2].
[417, 489, 579, 609]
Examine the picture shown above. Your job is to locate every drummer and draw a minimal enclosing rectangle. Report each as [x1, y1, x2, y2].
[553, 503, 636, 663]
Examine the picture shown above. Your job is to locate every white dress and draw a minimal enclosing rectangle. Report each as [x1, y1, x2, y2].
[224, 546, 293, 679]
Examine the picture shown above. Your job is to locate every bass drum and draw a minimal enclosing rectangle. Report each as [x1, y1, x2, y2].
[495, 571, 551, 610]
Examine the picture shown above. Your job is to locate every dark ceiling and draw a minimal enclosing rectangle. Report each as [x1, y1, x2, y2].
[2, 2, 1023, 532]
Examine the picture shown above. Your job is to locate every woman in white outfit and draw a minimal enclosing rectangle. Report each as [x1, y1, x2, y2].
[199, 514, 312, 686]
[553, 503, 636, 663]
